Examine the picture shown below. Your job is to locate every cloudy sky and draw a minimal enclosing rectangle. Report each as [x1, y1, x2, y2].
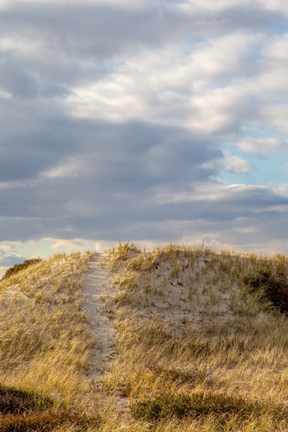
[1, 0, 288, 270]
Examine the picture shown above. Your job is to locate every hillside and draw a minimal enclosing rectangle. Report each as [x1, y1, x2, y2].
[0, 244, 287, 431]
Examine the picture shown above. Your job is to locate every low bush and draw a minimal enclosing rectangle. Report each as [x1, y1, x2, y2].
[0, 385, 53, 415]
[0, 411, 101, 432]
[1, 259, 42, 281]
[130, 392, 259, 422]
[245, 269, 288, 315]
[0, 385, 100, 431]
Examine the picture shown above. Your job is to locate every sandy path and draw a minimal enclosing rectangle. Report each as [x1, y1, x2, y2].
[83, 253, 117, 380]
[83, 253, 133, 423]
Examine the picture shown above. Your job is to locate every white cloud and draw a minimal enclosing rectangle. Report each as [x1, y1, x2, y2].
[262, 0, 288, 14]
[262, 105, 288, 132]
[263, 34, 288, 63]
[237, 137, 287, 152]
[42, 158, 85, 179]
[0, 0, 149, 9]
[155, 182, 268, 205]
[0, 89, 12, 99]
[0, 241, 21, 254]
[69, 33, 259, 134]
[270, 183, 288, 196]
[0, 36, 41, 54]
[249, 34, 288, 100]
[223, 154, 253, 173]
[0, 0, 288, 256]
[173, 0, 288, 17]
[201, 153, 253, 174]
[173, 0, 258, 13]
[51, 238, 94, 250]
[0, 181, 28, 189]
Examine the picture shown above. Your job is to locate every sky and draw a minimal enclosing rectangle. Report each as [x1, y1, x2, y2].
[1, 0, 288, 272]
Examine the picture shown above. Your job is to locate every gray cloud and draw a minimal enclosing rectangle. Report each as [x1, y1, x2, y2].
[0, 0, 287, 254]
[0, 119, 221, 214]
[0, 2, 281, 85]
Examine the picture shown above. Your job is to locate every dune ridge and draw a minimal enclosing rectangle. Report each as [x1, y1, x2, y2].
[0, 243, 287, 431]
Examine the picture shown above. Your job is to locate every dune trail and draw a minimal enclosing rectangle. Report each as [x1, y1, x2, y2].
[83, 253, 116, 379]
[83, 253, 130, 417]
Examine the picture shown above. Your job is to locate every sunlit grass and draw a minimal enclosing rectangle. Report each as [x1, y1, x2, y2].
[0, 251, 100, 431]
[1, 243, 288, 431]
[101, 243, 288, 431]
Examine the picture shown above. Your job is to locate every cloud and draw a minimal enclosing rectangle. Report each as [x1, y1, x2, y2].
[0, 0, 150, 8]
[69, 33, 260, 132]
[224, 155, 253, 173]
[236, 137, 287, 153]
[262, 0, 288, 15]
[0, 255, 25, 266]
[0, 0, 287, 255]
[203, 155, 253, 174]
[0, 119, 222, 240]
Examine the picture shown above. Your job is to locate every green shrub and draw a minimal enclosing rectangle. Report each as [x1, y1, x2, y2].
[245, 269, 288, 315]
[130, 392, 259, 421]
[1, 259, 42, 281]
[0, 411, 100, 431]
[0, 385, 100, 431]
[0, 385, 52, 415]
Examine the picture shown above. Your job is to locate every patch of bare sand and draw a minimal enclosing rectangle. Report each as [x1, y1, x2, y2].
[115, 252, 264, 337]
[83, 253, 116, 376]
[83, 253, 130, 416]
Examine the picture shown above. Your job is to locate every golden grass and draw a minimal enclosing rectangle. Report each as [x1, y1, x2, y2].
[101, 243, 288, 431]
[1, 243, 288, 431]
[0, 251, 100, 431]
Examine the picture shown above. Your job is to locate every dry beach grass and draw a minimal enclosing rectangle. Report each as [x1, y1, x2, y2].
[0, 251, 100, 431]
[0, 244, 287, 431]
[102, 243, 288, 431]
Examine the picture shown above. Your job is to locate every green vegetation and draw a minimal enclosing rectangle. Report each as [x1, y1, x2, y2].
[0, 384, 100, 431]
[0, 411, 100, 432]
[131, 392, 262, 421]
[244, 264, 288, 315]
[0, 384, 53, 415]
[1, 258, 42, 281]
